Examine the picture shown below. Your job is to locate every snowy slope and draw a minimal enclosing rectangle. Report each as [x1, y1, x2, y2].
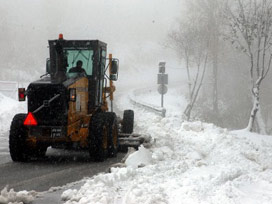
[0, 93, 27, 156]
[0, 93, 27, 133]
[61, 88, 272, 204]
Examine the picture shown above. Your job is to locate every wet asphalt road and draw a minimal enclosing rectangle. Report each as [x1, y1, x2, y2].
[0, 94, 126, 200]
[0, 145, 125, 192]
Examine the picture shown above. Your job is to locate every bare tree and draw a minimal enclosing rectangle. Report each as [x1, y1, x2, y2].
[224, 0, 272, 133]
[168, 14, 210, 120]
[185, 0, 226, 115]
[168, 21, 194, 104]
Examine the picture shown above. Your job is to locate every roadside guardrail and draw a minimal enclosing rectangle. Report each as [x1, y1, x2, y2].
[129, 89, 166, 117]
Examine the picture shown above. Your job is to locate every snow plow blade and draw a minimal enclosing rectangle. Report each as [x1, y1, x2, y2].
[118, 133, 152, 150]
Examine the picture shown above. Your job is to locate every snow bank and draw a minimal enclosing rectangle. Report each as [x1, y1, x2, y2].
[0, 187, 37, 204]
[61, 87, 272, 203]
[0, 93, 26, 155]
[0, 93, 26, 133]
[125, 145, 152, 168]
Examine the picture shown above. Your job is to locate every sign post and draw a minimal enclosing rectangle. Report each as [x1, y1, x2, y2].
[157, 62, 168, 108]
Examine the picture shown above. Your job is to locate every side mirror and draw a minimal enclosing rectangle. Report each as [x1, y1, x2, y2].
[110, 59, 119, 81]
[111, 60, 118, 74]
[110, 74, 118, 81]
[46, 58, 51, 73]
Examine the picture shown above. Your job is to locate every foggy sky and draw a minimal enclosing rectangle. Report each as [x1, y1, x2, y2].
[0, 0, 183, 80]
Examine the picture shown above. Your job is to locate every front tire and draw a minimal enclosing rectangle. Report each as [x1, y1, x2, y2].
[89, 113, 109, 162]
[9, 114, 29, 162]
[106, 112, 118, 157]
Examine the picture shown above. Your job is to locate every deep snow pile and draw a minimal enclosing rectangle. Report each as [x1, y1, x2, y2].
[0, 93, 27, 133]
[0, 93, 27, 157]
[0, 187, 36, 204]
[61, 87, 272, 204]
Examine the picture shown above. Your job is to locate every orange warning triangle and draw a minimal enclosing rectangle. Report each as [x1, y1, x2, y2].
[23, 112, 38, 126]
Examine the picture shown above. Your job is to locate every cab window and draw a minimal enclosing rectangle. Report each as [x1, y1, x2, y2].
[65, 49, 94, 77]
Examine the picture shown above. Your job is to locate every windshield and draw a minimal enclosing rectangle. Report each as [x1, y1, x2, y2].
[65, 49, 94, 77]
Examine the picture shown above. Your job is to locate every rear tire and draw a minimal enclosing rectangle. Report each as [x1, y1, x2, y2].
[89, 113, 109, 162]
[9, 114, 29, 162]
[122, 110, 134, 134]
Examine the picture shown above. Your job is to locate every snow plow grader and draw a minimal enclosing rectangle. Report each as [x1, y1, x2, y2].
[9, 34, 146, 162]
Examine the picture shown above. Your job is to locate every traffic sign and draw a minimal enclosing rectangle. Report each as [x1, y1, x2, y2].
[157, 84, 168, 95]
[159, 62, 166, 73]
[157, 74, 168, 85]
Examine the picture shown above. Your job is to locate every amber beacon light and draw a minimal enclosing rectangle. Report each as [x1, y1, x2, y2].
[59, 33, 63, 40]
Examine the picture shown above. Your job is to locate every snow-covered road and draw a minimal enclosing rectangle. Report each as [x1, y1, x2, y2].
[0, 93, 125, 203]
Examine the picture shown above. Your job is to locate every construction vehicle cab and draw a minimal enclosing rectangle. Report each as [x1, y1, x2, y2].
[9, 34, 135, 162]
[47, 35, 116, 107]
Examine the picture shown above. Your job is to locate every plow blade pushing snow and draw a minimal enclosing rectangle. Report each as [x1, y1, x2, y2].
[118, 133, 152, 150]
[117, 109, 152, 151]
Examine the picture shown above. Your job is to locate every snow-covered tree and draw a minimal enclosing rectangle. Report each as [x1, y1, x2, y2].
[224, 0, 272, 133]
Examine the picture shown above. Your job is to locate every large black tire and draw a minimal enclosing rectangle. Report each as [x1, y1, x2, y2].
[9, 114, 29, 162]
[105, 112, 118, 157]
[122, 110, 134, 134]
[89, 113, 109, 162]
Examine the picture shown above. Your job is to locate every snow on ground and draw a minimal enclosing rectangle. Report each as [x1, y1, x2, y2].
[0, 187, 36, 204]
[61, 87, 272, 204]
[0, 93, 27, 156]
[0, 92, 27, 133]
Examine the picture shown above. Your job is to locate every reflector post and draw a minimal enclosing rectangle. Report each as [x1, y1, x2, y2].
[24, 112, 38, 126]
[18, 88, 26, 101]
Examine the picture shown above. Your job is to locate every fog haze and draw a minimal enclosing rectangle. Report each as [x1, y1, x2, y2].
[0, 0, 183, 80]
[2, 0, 271, 132]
